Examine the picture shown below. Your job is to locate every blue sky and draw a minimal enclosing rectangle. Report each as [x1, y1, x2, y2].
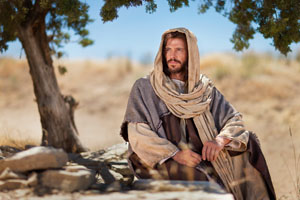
[1, 1, 299, 61]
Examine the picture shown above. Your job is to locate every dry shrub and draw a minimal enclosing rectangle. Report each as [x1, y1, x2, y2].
[240, 52, 260, 79]
[200, 52, 236, 69]
[213, 66, 231, 80]
[236, 78, 293, 101]
[0, 57, 27, 74]
[0, 127, 39, 150]
[0, 57, 30, 91]
[281, 128, 300, 200]
[0, 57, 34, 108]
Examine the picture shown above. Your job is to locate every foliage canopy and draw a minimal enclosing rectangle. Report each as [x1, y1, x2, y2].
[0, 0, 93, 57]
[100, 0, 300, 55]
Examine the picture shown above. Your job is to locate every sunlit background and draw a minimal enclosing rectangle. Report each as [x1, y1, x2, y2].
[1, 1, 300, 199]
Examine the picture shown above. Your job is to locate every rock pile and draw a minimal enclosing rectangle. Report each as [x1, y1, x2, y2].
[0, 143, 132, 193]
[68, 143, 134, 190]
[0, 146, 95, 192]
[0, 143, 234, 200]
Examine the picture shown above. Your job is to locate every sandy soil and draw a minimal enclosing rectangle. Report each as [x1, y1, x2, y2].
[0, 53, 299, 199]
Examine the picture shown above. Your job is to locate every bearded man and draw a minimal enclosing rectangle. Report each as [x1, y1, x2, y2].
[120, 28, 276, 200]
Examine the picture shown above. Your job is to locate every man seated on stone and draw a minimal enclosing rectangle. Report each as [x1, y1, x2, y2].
[120, 28, 276, 200]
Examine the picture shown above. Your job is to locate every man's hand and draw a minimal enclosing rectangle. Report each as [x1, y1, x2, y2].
[172, 149, 202, 167]
[202, 137, 231, 162]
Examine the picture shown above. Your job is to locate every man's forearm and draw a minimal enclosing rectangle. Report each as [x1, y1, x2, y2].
[128, 122, 179, 168]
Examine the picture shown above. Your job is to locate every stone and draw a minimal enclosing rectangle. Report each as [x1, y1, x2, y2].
[0, 172, 38, 190]
[108, 169, 123, 181]
[40, 168, 96, 192]
[133, 179, 228, 193]
[100, 143, 128, 162]
[0, 146, 68, 173]
[27, 172, 38, 187]
[63, 165, 88, 172]
[108, 169, 134, 186]
[128, 180, 234, 200]
[105, 181, 122, 192]
[122, 175, 135, 186]
[96, 166, 133, 187]
[0, 146, 21, 158]
[74, 190, 235, 200]
[0, 179, 28, 190]
[12, 189, 32, 198]
[0, 168, 26, 180]
[109, 160, 133, 176]
[81, 143, 128, 163]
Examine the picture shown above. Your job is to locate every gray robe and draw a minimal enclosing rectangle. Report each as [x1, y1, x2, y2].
[121, 76, 246, 168]
[120, 77, 276, 200]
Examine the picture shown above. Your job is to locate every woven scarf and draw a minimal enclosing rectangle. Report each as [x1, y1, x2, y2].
[150, 28, 243, 199]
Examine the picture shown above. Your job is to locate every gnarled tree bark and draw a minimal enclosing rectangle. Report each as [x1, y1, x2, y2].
[16, 10, 87, 153]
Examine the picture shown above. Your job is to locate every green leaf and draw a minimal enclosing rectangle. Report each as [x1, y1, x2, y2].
[57, 51, 64, 59]
[79, 38, 93, 47]
[58, 65, 67, 75]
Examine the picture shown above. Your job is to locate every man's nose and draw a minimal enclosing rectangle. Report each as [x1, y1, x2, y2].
[169, 50, 176, 59]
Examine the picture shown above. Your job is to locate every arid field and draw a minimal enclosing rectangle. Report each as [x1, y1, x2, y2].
[0, 52, 300, 199]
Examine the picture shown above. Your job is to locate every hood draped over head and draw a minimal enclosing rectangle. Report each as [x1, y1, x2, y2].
[150, 27, 213, 119]
[150, 28, 245, 199]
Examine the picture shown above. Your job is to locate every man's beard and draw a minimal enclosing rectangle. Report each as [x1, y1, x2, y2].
[167, 59, 188, 74]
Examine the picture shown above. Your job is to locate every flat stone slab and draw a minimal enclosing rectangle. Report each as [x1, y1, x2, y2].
[0, 172, 38, 190]
[80, 143, 128, 163]
[0, 179, 28, 190]
[0, 146, 68, 173]
[81, 190, 234, 200]
[100, 143, 128, 161]
[40, 168, 95, 192]
[133, 179, 228, 193]
[0, 168, 26, 180]
[10, 190, 233, 200]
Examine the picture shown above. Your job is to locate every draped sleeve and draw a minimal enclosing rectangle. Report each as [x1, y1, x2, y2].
[210, 87, 249, 151]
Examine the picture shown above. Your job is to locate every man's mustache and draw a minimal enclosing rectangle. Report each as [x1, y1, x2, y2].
[167, 58, 181, 64]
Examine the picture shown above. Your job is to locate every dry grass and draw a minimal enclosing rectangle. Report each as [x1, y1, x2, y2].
[0, 57, 33, 108]
[200, 52, 300, 199]
[281, 128, 300, 200]
[0, 126, 39, 150]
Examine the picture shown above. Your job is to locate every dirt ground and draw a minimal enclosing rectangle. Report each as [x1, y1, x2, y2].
[0, 53, 299, 199]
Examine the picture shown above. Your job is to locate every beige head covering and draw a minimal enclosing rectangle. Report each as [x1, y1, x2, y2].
[150, 28, 244, 199]
[152, 27, 200, 92]
[150, 27, 213, 119]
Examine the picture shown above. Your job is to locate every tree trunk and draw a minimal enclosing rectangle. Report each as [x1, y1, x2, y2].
[17, 17, 87, 153]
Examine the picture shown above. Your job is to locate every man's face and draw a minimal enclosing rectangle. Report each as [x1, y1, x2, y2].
[164, 37, 188, 74]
